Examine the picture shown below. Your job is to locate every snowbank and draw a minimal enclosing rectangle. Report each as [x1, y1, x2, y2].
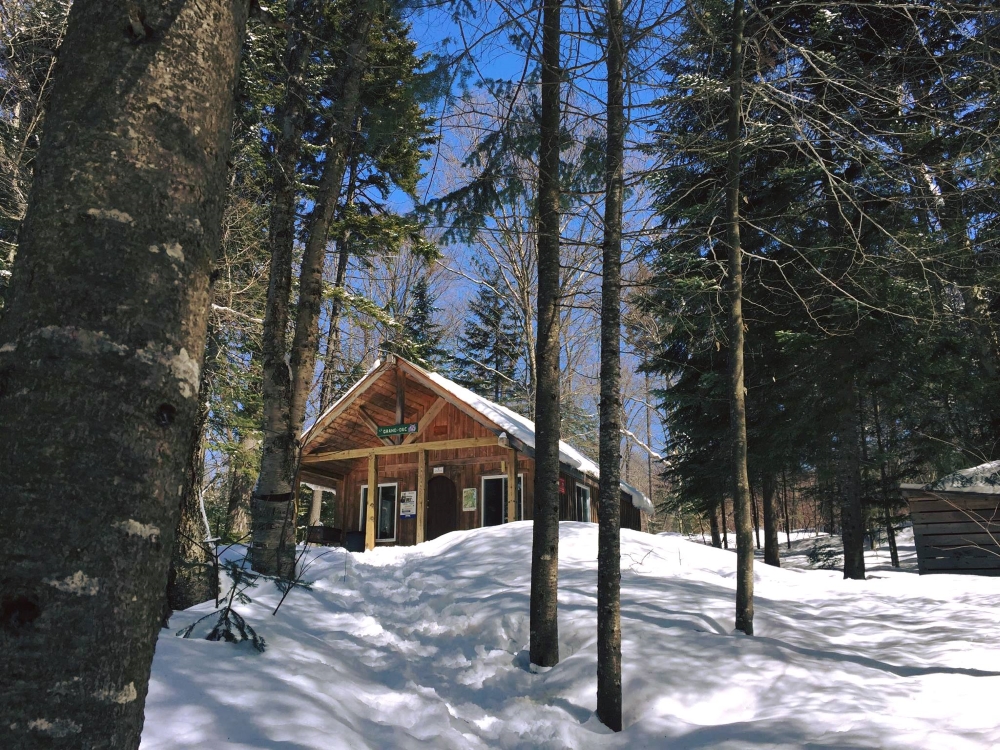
[143, 523, 1000, 749]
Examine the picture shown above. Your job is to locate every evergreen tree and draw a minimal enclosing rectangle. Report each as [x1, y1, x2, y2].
[453, 265, 522, 404]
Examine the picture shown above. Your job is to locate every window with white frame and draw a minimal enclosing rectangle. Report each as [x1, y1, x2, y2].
[481, 474, 524, 526]
[575, 484, 592, 522]
[360, 483, 399, 542]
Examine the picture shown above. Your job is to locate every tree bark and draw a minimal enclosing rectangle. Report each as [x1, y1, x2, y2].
[318, 146, 360, 411]
[762, 473, 780, 567]
[782, 469, 792, 549]
[226, 433, 258, 541]
[750, 482, 761, 549]
[166, 338, 218, 613]
[596, 0, 624, 729]
[252, 0, 378, 577]
[251, 1, 310, 576]
[838, 376, 866, 580]
[530, 0, 563, 670]
[709, 500, 723, 548]
[724, 0, 754, 635]
[870, 390, 899, 567]
[0, 1, 246, 746]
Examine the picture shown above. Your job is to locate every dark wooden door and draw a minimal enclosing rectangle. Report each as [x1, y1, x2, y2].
[426, 476, 458, 541]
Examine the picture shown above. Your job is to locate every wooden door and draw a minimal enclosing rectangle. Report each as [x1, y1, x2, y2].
[426, 476, 458, 541]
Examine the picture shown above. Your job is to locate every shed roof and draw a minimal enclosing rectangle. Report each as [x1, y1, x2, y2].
[900, 460, 1000, 496]
[303, 356, 653, 513]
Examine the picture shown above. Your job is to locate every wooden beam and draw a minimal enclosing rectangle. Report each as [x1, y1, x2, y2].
[298, 467, 345, 486]
[365, 452, 377, 551]
[402, 397, 446, 445]
[358, 405, 394, 446]
[395, 358, 506, 434]
[302, 435, 503, 464]
[507, 448, 517, 523]
[395, 363, 405, 445]
[416, 448, 427, 544]
[302, 361, 387, 448]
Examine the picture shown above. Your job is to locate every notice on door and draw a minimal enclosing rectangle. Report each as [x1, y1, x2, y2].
[400, 491, 416, 518]
[462, 488, 477, 512]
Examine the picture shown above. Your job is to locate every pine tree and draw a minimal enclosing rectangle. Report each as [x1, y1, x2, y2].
[453, 265, 521, 403]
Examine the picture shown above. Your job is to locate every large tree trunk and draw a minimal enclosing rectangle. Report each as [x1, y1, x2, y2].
[723, 0, 754, 635]
[762, 473, 780, 567]
[596, 0, 624, 730]
[251, 3, 310, 576]
[252, 0, 378, 576]
[0, 1, 246, 746]
[530, 0, 563, 670]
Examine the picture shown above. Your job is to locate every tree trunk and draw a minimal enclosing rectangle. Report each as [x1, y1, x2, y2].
[318, 147, 359, 411]
[0, 1, 246, 746]
[166, 339, 218, 613]
[782, 469, 792, 549]
[722, 495, 729, 549]
[762, 473, 780, 567]
[838, 375, 866, 580]
[530, 0, 563, 670]
[750, 483, 761, 549]
[596, 0, 624, 729]
[723, 0, 753, 635]
[709, 500, 723, 548]
[871, 391, 899, 567]
[251, 3, 309, 577]
[226, 433, 258, 541]
[252, 0, 378, 577]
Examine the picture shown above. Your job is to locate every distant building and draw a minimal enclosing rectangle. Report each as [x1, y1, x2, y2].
[298, 355, 652, 550]
[900, 461, 1000, 575]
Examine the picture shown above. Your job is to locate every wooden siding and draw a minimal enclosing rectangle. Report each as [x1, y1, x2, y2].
[300, 359, 646, 548]
[903, 490, 1000, 576]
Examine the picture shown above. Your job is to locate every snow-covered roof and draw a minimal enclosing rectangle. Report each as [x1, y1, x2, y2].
[420, 368, 653, 514]
[303, 356, 652, 514]
[920, 460, 1000, 495]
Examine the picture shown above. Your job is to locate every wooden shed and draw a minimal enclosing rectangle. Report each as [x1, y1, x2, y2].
[900, 461, 1000, 576]
[297, 355, 652, 551]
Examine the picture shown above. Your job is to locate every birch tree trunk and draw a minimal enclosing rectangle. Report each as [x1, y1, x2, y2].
[596, 0, 624, 729]
[0, 1, 246, 746]
[723, 0, 754, 635]
[530, 0, 563, 670]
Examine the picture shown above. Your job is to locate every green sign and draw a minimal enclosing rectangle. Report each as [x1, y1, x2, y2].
[376, 422, 418, 437]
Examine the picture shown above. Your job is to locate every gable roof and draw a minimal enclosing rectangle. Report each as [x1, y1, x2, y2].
[303, 356, 653, 513]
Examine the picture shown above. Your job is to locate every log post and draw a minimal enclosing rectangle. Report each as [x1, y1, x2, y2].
[507, 448, 518, 522]
[416, 448, 427, 543]
[366, 451, 377, 550]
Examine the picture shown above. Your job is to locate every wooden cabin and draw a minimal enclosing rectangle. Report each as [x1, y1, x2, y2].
[297, 355, 652, 551]
[900, 461, 1000, 576]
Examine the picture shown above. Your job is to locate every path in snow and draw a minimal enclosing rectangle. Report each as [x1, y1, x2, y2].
[142, 523, 1000, 749]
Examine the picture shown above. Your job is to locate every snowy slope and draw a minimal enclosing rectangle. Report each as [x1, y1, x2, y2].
[142, 524, 1000, 749]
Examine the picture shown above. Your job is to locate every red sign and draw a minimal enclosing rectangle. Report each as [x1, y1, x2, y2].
[559, 477, 566, 494]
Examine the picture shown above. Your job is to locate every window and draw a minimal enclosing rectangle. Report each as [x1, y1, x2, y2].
[575, 485, 592, 523]
[360, 483, 399, 542]
[481, 475, 524, 527]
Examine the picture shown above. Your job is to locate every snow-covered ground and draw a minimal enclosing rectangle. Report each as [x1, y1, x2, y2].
[142, 523, 1000, 749]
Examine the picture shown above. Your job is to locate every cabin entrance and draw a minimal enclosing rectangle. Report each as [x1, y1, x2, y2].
[426, 476, 458, 541]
